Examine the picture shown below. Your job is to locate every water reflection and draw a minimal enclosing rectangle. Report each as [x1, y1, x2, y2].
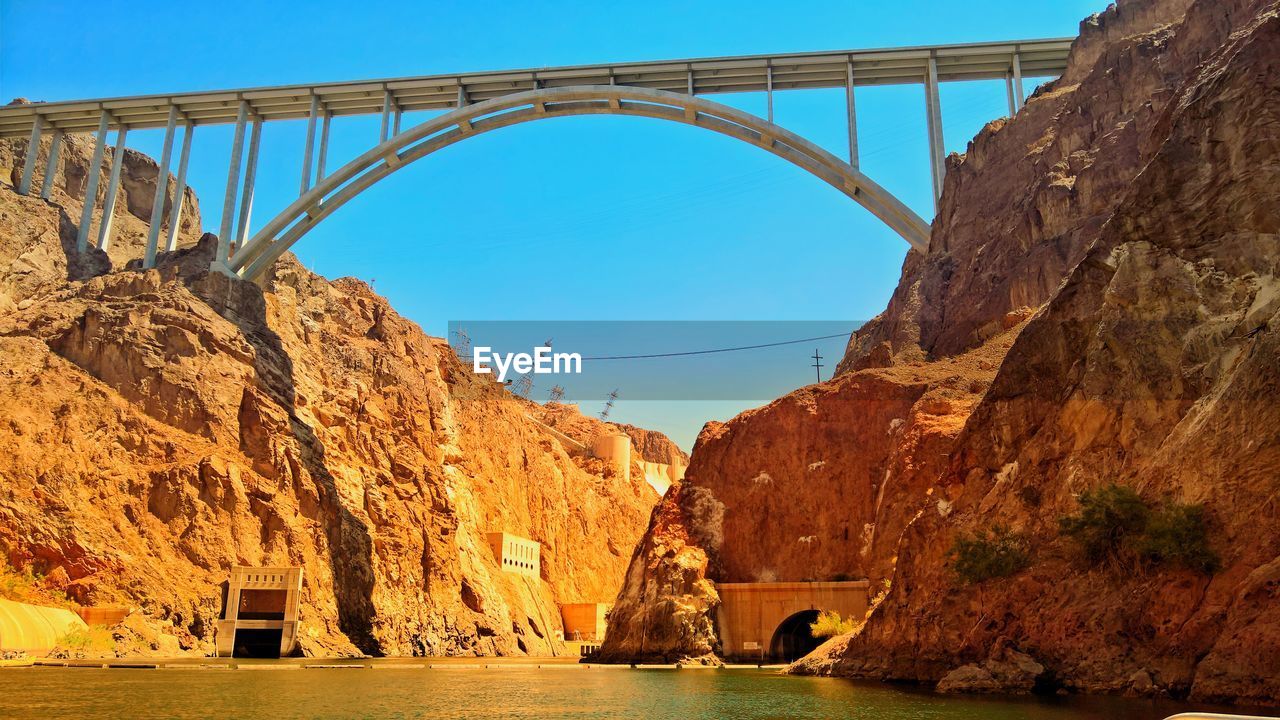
[0, 665, 1255, 720]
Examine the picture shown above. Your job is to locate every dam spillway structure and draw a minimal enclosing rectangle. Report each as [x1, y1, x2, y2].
[215, 566, 303, 658]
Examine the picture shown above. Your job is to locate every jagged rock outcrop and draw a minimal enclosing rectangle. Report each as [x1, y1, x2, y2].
[602, 0, 1280, 705]
[0, 136, 667, 657]
[598, 331, 1015, 662]
[0, 125, 204, 306]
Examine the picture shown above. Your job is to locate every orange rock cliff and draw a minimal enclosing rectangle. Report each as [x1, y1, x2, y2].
[600, 0, 1280, 705]
[0, 133, 675, 657]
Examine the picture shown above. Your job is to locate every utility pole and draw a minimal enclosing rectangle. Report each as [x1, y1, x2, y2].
[811, 349, 824, 383]
[600, 389, 619, 421]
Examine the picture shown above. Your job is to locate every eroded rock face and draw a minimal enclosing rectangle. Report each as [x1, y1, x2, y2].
[0, 128, 204, 301]
[0, 159, 667, 656]
[604, 0, 1280, 704]
[599, 335, 1014, 661]
[593, 482, 721, 663]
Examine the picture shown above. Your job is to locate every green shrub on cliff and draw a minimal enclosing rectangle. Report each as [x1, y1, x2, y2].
[1139, 502, 1219, 573]
[948, 525, 1030, 584]
[1059, 484, 1218, 574]
[1058, 484, 1150, 569]
[809, 610, 855, 639]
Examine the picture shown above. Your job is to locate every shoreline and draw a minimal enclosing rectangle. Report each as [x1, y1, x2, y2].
[0, 656, 788, 671]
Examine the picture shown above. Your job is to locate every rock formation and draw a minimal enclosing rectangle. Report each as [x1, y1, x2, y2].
[601, 0, 1280, 705]
[0, 132, 671, 657]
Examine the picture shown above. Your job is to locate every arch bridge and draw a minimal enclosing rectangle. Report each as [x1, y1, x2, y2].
[716, 580, 870, 662]
[2, 38, 1071, 280]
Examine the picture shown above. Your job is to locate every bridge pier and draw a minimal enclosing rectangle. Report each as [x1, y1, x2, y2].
[143, 106, 180, 268]
[215, 101, 250, 270]
[164, 123, 195, 253]
[1011, 51, 1024, 112]
[39, 129, 62, 200]
[924, 56, 945, 207]
[380, 90, 394, 142]
[765, 65, 774, 123]
[316, 109, 332, 181]
[301, 94, 321, 195]
[17, 116, 44, 195]
[845, 61, 859, 169]
[75, 113, 111, 253]
[96, 124, 130, 252]
[235, 119, 263, 247]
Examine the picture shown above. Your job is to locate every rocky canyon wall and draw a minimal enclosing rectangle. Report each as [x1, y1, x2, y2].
[0, 132, 670, 658]
[601, 0, 1280, 705]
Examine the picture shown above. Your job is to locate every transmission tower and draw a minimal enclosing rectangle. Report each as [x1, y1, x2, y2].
[548, 385, 566, 403]
[513, 373, 534, 399]
[600, 389, 619, 420]
[452, 327, 472, 361]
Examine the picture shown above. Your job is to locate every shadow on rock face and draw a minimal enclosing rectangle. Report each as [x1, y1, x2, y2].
[159, 233, 382, 656]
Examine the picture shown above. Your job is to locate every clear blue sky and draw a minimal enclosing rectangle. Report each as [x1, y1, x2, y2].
[2, 0, 1106, 450]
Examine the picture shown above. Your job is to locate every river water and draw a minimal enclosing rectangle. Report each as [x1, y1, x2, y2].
[0, 661, 1252, 719]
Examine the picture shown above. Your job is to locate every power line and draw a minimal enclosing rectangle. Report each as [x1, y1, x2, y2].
[581, 332, 849, 361]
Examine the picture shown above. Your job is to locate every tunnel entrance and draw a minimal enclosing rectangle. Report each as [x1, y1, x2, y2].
[232, 628, 284, 658]
[769, 609, 823, 662]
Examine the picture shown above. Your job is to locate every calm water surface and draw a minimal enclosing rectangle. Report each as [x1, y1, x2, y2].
[0, 662, 1260, 719]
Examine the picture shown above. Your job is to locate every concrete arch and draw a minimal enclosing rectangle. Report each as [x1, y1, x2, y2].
[227, 85, 932, 281]
[714, 580, 869, 661]
[770, 609, 823, 661]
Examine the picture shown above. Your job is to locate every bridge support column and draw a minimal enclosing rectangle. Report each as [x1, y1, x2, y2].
[766, 65, 774, 123]
[845, 60, 859, 169]
[316, 110, 332, 181]
[75, 113, 111, 253]
[215, 100, 250, 270]
[17, 116, 44, 195]
[380, 90, 394, 142]
[235, 118, 263, 248]
[301, 94, 320, 195]
[96, 125, 130, 252]
[924, 56, 945, 207]
[143, 106, 180, 269]
[1011, 52, 1024, 112]
[39, 130, 63, 200]
[164, 123, 194, 252]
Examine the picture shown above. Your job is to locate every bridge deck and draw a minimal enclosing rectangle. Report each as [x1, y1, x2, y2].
[0, 37, 1071, 138]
